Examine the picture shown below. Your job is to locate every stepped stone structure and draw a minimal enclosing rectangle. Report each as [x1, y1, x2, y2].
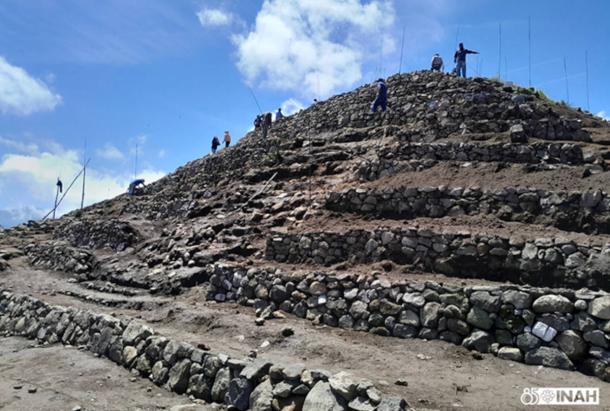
[1, 71, 610, 409]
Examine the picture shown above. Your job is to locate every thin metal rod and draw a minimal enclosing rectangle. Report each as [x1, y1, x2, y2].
[585, 50, 590, 111]
[398, 26, 405, 74]
[43, 159, 91, 221]
[247, 86, 263, 114]
[80, 137, 86, 209]
[527, 17, 532, 88]
[134, 143, 138, 180]
[563, 56, 570, 104]
[498, 23, 502, 79]
[53, 184, 60, 219]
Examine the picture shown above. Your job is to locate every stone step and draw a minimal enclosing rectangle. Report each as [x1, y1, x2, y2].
[265, 228, 610, 291]
[206, 262, 610, 383]
[326, 186, 610, 235]
[0, 290, 408, 411]
[389, 142, 588, 165]
[357, 141, 607, 181]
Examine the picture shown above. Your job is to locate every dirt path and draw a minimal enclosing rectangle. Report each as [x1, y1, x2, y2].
[2, 267, 609, 411]
[0, 336, 225, 411]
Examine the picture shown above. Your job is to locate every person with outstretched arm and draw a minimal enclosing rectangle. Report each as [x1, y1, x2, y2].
[454, 43, 479, 78]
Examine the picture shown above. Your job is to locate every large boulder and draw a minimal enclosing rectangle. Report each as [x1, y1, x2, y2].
[524, 347, 574, 370]
[303, 382, 347, 411]
[532, 295, 573, 313]
[249, 379, 273, 411]
[556, 330, 588, 360]
[589, 296, 610, 320]
[225, 377, 253, 411]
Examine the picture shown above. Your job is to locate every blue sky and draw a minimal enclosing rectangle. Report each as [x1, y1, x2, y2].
[0, 0, 609, 227]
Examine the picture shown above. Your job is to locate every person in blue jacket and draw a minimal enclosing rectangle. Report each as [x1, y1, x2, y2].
[128, 179, 145, 196]
[454, 43, 479, 78]
[370, 78, 387, 113]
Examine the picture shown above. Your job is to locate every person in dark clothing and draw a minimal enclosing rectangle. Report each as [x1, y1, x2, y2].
[56, 178, 63, 193]
[275, 108, 283, 121]
[265, 112, 272, 128]
[370, 78, 387, 113]
[128, 179, 145, 196]
[453, 43, 479, 78]
[431, 53, 444, 72]
[211, 136, 220, 154]
[254, 115, 262, 129]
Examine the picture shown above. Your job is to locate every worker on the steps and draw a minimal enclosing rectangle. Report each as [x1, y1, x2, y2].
[262, 112, 272, 139]
[224, 130, 231, 148]
[211, 136, 220, 154]
[431, 53, 444, 72]
[127, 179, 145, 196]
[370, 78, 387, 113]
[454, 43, 479, 78]
[56, 178, 63, 193]
[275, 107, 284, 121]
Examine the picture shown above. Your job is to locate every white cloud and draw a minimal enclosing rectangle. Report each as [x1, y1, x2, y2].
[96, 143, 125, 161]
[597, 111, 609, 121]
[233, 0, 396, 98]
[197, 8, 234, 27]
[281, 98, 305, 116]
[0, 141, 165, 223]
[0, 56, 62, 115]
[0, 206, 44, 228]
[0, 136, 39, 154]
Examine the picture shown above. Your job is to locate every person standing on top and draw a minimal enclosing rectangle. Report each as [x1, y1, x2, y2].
[211, 136, 220, 154]
[454, 43, 479, 78]
[224, 130, 231, 148]
[275, 108, 283, 121]
[370, 78, 387, 113]
[431, 53, 444, 72]
[56, 178, 63, 193]
[254, 115, 262, 129]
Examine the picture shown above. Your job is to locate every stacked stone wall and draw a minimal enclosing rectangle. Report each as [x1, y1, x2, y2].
[266, 230, 610, 291]
[326, 187, 610, 234]
[207, 264, 610, 382]
[0, 291, 407, 411]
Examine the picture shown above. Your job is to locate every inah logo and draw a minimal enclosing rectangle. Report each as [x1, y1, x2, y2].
[520, 387, 599, 405]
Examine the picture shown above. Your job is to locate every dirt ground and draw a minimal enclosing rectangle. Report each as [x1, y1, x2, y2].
[0, 336, 225, 411]
[2, 266, 609, 411]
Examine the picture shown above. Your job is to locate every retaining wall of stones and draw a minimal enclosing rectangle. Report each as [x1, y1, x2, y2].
[356, 142, 603, 182]
[54, 218, 140, 251]
[265, 71, 590, 143]
[206, 263, 610, 382]
[389, 142, 586, 164]
[24, 241, 98, 277]
[266, 230, 610, 291]
[0, 291, 407, 411]
[326, 187, 610, 234]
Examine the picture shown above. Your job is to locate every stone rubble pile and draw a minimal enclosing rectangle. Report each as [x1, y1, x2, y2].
[266, 230, 610, 291]
[24, 242, 97, 277]
[206, 263, 610, 382]
[0, 291, 407, 411]
[326, 187, 610, 234]
[55, 218, 140, 251]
